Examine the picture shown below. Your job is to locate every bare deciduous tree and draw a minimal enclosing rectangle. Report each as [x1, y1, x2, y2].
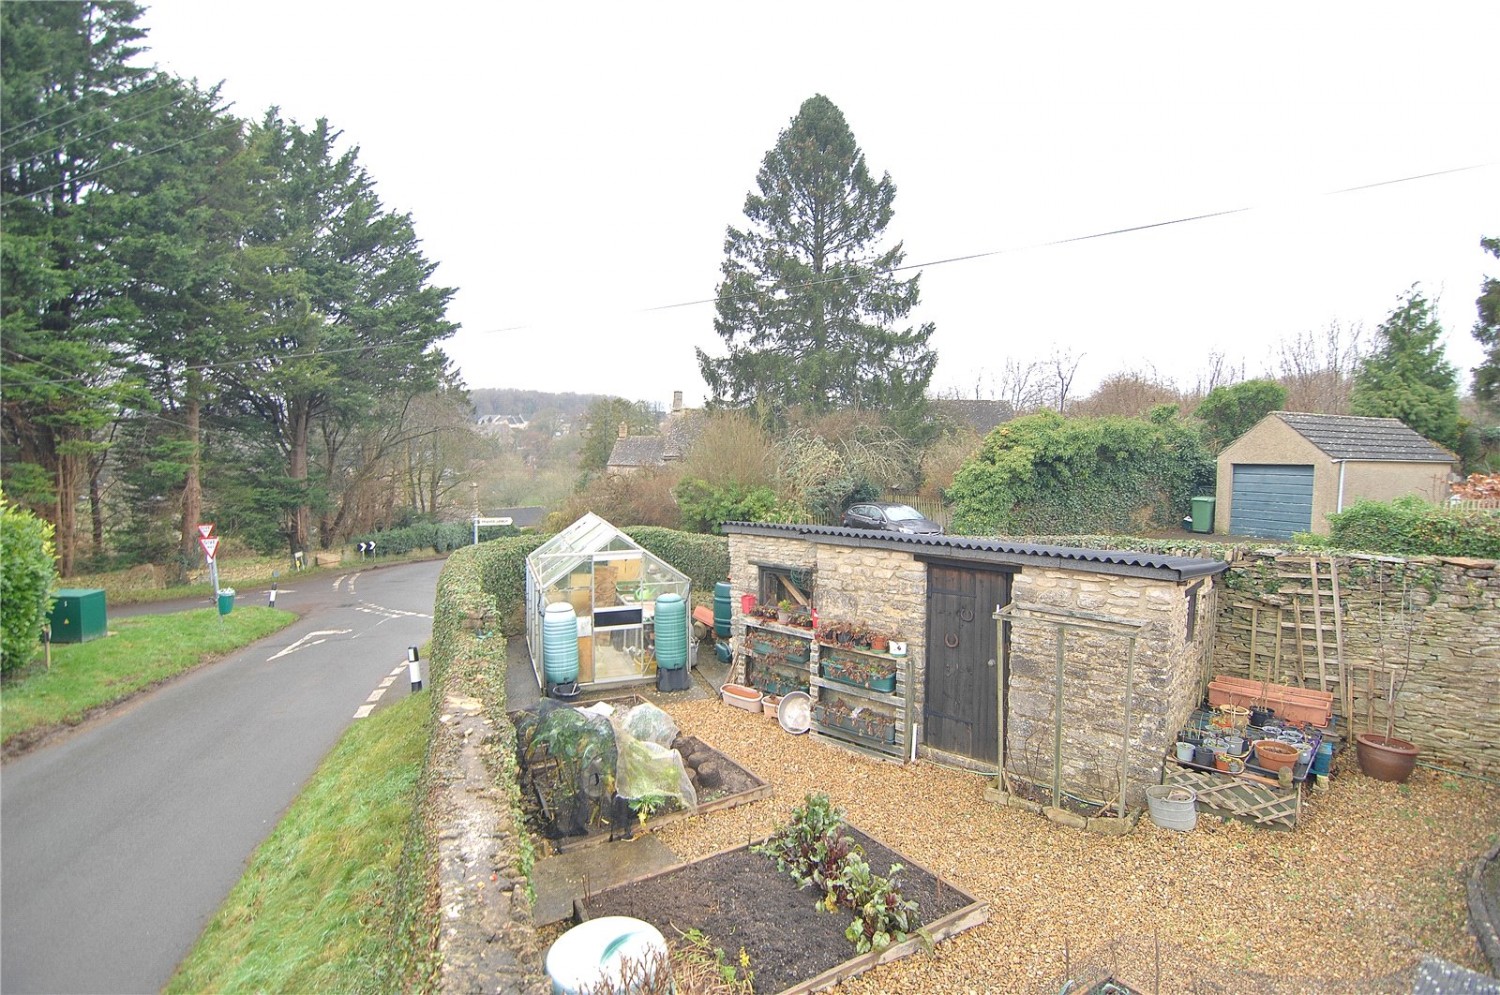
[1276, 321, 1366, 413]
[1045, 348, 1084, 413]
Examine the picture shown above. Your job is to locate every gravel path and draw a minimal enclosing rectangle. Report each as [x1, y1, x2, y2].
[651, 698, 1500, 994]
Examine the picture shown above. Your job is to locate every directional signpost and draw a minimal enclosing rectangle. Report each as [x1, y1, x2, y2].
[472, 516, 513, 544]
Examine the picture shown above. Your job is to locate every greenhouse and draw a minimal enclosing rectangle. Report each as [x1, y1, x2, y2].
[524, 513, 693, 688]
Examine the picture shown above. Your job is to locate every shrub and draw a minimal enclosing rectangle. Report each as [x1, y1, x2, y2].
[673, 479, 788, 534]
[948, 411, 1215, 535]
[476, 534, 549, 635]
[1303, 497, 1500, 557]
[1, 494, 57, 673]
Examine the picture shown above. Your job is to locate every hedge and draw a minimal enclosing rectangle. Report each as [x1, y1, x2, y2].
[1, 497, 56, 674]
[351, 521, 518, 557]
[623, 527, 730, 596]
[1299, 498, 1500, 558]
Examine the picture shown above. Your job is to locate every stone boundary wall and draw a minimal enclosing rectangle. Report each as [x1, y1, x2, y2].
[1033, 536, 1498, 776]
[426, 544, 548, 994]
[1214, 551, 1499, 777]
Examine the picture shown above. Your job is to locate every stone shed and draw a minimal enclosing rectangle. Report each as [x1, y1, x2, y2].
[723, 523, 1227, 811]
[1215, 411, 1458, 539]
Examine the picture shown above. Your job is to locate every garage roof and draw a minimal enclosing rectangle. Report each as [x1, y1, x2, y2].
[723, 522, 1229, 582]
[1272, 412, 1456, 463]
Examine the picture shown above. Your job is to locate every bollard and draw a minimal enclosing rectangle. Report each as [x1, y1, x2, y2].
[407, 646, 422, 692]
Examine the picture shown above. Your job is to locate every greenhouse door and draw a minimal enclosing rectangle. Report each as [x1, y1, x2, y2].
[924, 563, 1010, 766]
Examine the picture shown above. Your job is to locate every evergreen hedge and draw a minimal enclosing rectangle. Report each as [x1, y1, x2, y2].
[1, 496, 57, 674]
[1300, 498, 1500, 558]
[948, 411, 1215, 536]
[351, 521, 518, 556]
[623, 527, 730, 594]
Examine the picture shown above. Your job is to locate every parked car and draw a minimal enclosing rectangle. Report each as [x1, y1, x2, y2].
[840, 502, 943, 536]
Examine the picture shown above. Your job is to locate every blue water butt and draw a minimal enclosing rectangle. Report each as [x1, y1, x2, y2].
[542, 603, 580, 684]
[653, 594, 688, 670]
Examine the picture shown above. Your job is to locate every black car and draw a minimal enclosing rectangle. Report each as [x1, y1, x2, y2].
[840, 502, 943, 536]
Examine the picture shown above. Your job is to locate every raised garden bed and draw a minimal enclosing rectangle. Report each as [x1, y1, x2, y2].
[513, 696, 773, 851]
[574, 824, 988, 994]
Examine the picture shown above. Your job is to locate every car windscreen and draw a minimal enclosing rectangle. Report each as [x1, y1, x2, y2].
[884, 505, 924, 522]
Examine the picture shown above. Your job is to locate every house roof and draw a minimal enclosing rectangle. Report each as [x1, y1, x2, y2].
[933, 398, 1014, 434]
[722, 522, 1229, 582]
[1269, 412, 1456, 463]
[606, 409, 706, 468]
[607, 436, 667, 467]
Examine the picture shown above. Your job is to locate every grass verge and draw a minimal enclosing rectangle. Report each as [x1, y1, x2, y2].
[165, 690, 431, 994]
[1, 606, 296, 752]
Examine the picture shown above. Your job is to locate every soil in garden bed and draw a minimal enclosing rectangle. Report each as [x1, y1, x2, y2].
[576, 825, 974, 994]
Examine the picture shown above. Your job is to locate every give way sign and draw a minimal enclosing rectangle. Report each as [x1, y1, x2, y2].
[199, 536, 220, 561]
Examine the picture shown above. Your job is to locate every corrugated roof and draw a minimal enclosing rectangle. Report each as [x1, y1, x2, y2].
[1272, 412, 1456, 463]
[722, 522, 1229, 582]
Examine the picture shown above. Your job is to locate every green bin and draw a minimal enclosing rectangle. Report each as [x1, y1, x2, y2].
[217, 588, 236, 616]
[49, 588, 107, 643]
[1190, 495, 1216, 534]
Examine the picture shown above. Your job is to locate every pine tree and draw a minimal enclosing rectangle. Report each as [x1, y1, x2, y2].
[697, 95, 935, 422]
[1351, 287, 1463, 451]
[1472, 237, 1500, 409]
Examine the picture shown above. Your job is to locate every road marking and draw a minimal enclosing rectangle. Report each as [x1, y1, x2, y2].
[354, 659, 415, 718]
[332, 575, 347, 590]
[267, 629, 352, 661]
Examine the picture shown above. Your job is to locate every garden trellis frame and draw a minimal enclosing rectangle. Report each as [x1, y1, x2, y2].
[995, 603, 1148, 819]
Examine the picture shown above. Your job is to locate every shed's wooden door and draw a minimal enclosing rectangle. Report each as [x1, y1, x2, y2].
[923, 564, 1010, 764]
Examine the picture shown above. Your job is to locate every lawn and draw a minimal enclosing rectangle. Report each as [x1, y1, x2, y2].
[1, 606, 296, 753]
[165, 690, 431, 994]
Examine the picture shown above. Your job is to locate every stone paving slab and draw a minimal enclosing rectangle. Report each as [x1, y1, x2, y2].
[530, 833, 680, 925]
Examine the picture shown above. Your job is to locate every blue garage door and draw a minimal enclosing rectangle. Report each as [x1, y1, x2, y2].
[1229, 464, 1314, 539]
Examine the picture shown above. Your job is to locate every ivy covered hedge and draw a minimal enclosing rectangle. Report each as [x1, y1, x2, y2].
[948, 412, 1215, 536]
[476, 534, 549, 635]
[1299, 498, 1500, 558]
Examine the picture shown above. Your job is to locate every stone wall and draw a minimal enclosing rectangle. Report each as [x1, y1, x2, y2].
[1004, 569, 1214, 808]
[1214, 552, 1500, 776]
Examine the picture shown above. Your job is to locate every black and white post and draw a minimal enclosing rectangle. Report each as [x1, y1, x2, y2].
[407, 646, 422, 692]
[269, 571, 278, 608]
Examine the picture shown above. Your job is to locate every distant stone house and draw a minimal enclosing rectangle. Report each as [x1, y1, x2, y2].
[606, 391, 705, 474]
[1214, 411, 1459, 539]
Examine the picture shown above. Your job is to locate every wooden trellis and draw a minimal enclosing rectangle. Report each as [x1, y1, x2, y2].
[994, 603, 1147, 820]
[1227, 556, 1352, 720]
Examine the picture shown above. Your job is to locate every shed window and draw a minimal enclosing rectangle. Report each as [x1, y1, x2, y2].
[759, 566, 814, 611]
[1186, 581, 1203, 642]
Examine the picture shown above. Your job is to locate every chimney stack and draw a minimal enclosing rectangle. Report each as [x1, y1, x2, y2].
[672, 390, 683, 413]
[618, 421, 628, 439]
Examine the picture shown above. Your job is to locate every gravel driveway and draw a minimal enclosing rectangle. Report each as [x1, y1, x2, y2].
[651, 697, 1500, 994]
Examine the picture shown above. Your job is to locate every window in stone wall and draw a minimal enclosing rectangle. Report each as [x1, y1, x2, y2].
[760, 566, 815, 612]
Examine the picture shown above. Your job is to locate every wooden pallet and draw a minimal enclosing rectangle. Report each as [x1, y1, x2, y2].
[1163, 763, 1302, 830]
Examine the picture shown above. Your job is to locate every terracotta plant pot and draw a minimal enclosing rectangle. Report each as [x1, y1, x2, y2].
[1355, 733, 1419, 783]
[1252, 739, 1301, 772]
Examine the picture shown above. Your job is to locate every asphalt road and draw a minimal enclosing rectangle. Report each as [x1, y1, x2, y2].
[0, 558, 444, 995]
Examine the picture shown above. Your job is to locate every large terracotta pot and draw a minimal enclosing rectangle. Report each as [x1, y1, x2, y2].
[1355, 733, 1419, 783]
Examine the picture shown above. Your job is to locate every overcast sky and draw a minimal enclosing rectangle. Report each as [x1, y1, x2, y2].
[138, 1, 1499, 410]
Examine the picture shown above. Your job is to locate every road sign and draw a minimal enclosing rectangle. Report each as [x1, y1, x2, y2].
[199, 536, 220, 560]
[473, 517, 513, 527]
[197, 523, 214, 538]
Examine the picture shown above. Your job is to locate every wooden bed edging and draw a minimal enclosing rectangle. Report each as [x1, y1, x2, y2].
[573, 825, 991, 995]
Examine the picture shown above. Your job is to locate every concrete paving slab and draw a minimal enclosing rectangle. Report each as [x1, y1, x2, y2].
[531, 833, 681, 925]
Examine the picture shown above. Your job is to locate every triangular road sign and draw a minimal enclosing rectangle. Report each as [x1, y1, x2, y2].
[197, 524, 214, 539]
[199, 536, 220, 560]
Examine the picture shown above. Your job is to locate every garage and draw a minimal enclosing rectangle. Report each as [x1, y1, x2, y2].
[1228, 464, 1313, 539]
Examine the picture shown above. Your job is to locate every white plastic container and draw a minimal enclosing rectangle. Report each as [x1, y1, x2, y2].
[545, 916, 670, 995]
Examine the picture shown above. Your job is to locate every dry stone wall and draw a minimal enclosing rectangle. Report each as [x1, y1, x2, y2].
[1215, 552, 1500, 777]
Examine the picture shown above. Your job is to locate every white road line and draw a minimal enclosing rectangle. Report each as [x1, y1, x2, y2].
[353, 704, 375, 719]
[378, 676, 396, 689]
[389, 666, 404, 677]
[266, 628, 352, 661]
[332, 574, 347, 590]
[354, 601, 432, 620]
[365, 688, 386, 703]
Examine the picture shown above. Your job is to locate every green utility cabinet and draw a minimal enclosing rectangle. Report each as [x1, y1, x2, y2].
[1190, 496, 1217, 535]
[49, 588, 107, 643]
